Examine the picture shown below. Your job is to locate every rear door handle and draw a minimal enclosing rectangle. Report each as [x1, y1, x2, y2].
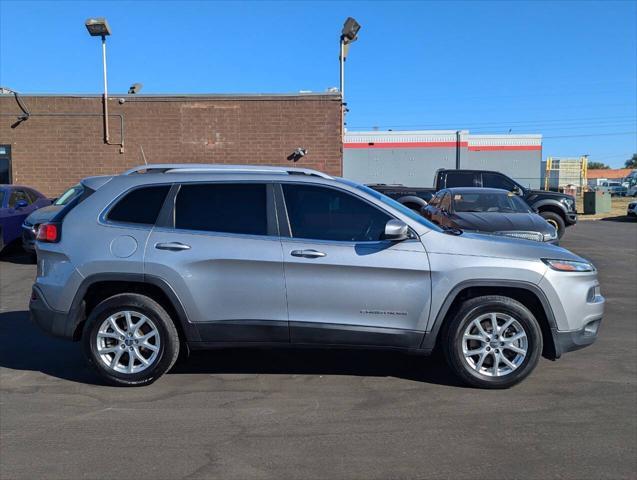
[291, 249, 327, 258]
[155, 242, 191, 251]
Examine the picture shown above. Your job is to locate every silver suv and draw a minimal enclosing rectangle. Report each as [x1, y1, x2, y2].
[30, 165, 605, 388]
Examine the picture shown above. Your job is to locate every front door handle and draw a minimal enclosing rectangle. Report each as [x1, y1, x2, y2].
[155, 242, 191, 251]
[291, 249, 327, 259]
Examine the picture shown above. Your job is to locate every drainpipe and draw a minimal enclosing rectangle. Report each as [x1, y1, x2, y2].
[455, 130, 461, 169]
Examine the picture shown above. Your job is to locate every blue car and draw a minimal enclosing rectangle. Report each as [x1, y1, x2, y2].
[0, 185, 51, 252]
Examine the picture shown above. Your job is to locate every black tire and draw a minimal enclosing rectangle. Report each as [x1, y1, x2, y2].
[442, 295, 542, 389]
[539, 211, 566, 239]
[82, 293, 180, 387]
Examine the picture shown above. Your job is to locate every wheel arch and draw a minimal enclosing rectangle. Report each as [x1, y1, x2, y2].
[533, 201, 567, 218]
[422, 280, 560, 359]
[69, 273, 200, 344]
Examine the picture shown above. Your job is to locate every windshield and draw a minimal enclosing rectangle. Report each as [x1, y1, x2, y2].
[54, 184, 83, 205]
[452, 191, 532, 213]
[337, 179, 442, 232]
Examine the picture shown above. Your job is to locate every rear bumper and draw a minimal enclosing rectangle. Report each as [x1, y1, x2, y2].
[29, 286, 80, 340]
[22, 227, 36, 252]
[553, 318, 602, 358]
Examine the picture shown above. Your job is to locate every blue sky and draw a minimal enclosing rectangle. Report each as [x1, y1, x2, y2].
[1, 0, 635, 167]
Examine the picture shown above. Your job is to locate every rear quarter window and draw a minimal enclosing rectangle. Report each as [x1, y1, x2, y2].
[107, 185, 171, 225]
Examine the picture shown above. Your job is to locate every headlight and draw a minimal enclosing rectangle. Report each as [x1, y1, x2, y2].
[560, 197, 575, 211]
[542, 228, 558, 242]
[542, 258, 595, 272]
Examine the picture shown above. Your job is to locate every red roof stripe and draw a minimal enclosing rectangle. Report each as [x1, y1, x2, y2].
[344, 141, 468, 149]
[467, 145, 542, 151]
[344, 142, 541, 151]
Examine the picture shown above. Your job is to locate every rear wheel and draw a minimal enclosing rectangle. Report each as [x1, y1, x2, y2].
[539, 211, 566, 239]
[82, 293, 180, 386]
[442, 295, 542, 389]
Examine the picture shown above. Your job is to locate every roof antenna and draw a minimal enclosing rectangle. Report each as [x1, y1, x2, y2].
[140, 145, 148, 165]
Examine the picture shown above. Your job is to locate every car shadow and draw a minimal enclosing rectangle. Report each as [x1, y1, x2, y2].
[599, 215, 636, 223]
[171, 347, 464, 387]
[0, 310, 464, 388]
[0, 310, 101, 385]
[0, 246, 36, 265]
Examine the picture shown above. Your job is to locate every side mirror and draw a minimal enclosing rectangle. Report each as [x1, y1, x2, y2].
[384, 219, 410, 241]
[15, 199, 28, 209]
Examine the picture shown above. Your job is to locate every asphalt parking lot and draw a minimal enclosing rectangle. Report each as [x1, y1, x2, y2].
[1, 220, 636, 479]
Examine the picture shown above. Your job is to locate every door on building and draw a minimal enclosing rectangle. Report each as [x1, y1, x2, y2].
[0, 145, 11, 184]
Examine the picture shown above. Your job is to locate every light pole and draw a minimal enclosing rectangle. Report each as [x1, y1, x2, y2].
[339, 17, 360, 135]
[85, 18, 112, 143]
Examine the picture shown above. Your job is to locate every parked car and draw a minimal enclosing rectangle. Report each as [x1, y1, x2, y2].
[365, 184, 434, 212]
[22, 183, 84, 253]
[596, 181, 627, 197]
[0, 185, 50, 252]
[627, 201, 636, 218]
[625, 170, 637, 196]
[422, 188, 558, 244]
[30, 164, 604, 389]
[433, 169, 577, 239]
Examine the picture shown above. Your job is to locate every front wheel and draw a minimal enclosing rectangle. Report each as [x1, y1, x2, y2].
[82, 293, 180, 386]
[539, 211, 566, 239]
[442, 295, 542, 389]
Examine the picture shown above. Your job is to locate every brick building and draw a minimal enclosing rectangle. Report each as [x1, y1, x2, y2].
[0, 93, 342, 196]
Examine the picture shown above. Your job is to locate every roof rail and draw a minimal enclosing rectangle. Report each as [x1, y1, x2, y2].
[122, 164, 332, 179]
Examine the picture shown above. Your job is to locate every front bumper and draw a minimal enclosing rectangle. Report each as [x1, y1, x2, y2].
[29, 286, 79, 340]
[553, 318, 602, 357]
[565, 212, 578, 226]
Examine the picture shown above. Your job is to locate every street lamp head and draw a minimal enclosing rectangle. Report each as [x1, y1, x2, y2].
[341, 17, 361, 44]
[85, 18, 111, 37]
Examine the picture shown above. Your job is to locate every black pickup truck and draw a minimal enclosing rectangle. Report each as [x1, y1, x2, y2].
[368, 169, 577, 238]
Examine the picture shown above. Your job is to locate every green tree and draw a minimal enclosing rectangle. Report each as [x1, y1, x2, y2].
[625, 154, 637, 169]
[588, 161, 610, 169]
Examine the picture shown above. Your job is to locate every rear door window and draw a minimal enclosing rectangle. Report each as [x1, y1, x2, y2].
[8, 189, 31, 208]
[282, 183, 391, 242]
[107, 185, 171, 225]
[443, 172, 480, 188]
[482, 173, 516, 191]
[25, 189, 40, 203]
[174, 183, 268, 235]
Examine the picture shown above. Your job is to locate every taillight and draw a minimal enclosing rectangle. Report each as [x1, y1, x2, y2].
[36, 223, 60, 243]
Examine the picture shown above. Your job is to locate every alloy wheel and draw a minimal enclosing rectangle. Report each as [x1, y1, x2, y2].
[96, 311, 160, 374]
[461, 312, 528, 377]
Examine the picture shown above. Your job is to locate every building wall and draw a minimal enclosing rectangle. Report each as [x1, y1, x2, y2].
[344, 130, 543, 189]
[344, 147, 456, 187]
[0, 94, 342, 196]
[463, 150, 542, 189]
